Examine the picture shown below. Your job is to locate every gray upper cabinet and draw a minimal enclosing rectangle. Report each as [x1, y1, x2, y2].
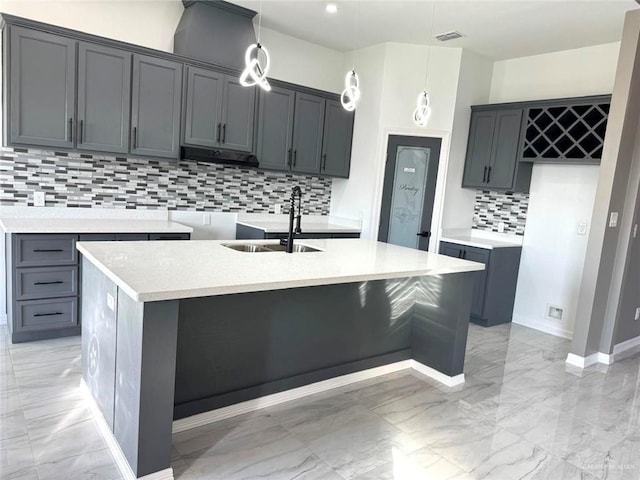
[183, 66, 224, 148]
[221, 76, 255, 153]
[8, 27, 76, 149]
[183, 69, 254, 153]
[321, 99, 354, 178]
[256, 86, 295, 171]
[77, 42, 131, 154]
[131, 54, 183, 159]
[292, 93, 325, 175]
[462, 108, 530, 193]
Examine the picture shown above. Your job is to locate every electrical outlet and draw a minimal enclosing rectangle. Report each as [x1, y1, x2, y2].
[635, 307, 640, 321]
[547, 304, 564, 320]
[202, 213, 211, 225]
[497, 222, 505, 233]
[577, 222, 588, 236]
[609, 212, 619, 228]
[274, 204, 282, 214]
[33, 191, 45, 207]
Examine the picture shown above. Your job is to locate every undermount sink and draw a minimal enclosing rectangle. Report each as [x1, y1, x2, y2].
[222, 243, 321, 253]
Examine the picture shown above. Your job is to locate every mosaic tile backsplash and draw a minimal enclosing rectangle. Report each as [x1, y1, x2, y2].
[0, 148, 332, 213]
[473, 190, 530, 236]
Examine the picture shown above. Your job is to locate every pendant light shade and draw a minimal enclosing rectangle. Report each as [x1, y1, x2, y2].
[239, 43, 271, 91]
[240, 0, 271, 92]
[341, 70, 360, 112]
[413, 91, 430, 127]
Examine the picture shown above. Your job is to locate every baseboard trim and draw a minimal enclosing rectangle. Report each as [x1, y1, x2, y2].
[613, 335, 640, 358]
[173, 359, 464, 433]
[411, 360, 465, 387]
[566, 352, 599, 368]
[512, 314, 573, 339]
[80, 380, 174, 480]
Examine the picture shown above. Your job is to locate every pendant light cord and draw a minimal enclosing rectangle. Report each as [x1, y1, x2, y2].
[257, 0, 263, 44]
[352, 1, 360, 71]
[423, 1, 437, 87]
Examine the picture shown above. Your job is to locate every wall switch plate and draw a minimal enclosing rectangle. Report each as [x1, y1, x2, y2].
[547, 304, 563, 320]
[497, 222, 505, 233]
[274, 204, 282, 214]
[609, 212, 619, 228]
[107, 293, 115, 311]
[33, 191, 45, 207]
[577, 222, 588, 235]
[202, 213, 211, 225]
[635, 307, 640, 321]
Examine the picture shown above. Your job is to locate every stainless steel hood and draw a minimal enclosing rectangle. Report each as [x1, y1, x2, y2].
[174, 1, 257, 71]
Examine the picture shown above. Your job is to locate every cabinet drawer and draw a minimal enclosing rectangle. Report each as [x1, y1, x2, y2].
[148, 233, 190, 240]
[15, 266, 78, 301]
[14, 235, 77, 267]
[15, 297, 78, 332]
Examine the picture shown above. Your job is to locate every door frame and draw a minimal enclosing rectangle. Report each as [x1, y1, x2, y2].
[378, 135, 442, 251]
[371, 127, 452, 253]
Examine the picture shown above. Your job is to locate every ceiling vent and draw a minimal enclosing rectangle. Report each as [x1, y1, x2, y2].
[435, 31, 464, 42]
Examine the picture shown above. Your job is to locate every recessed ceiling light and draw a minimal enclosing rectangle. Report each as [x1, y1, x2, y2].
[326, 3, 338, 14]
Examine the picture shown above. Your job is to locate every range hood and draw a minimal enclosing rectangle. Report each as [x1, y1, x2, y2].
[181, 146, 259, 168]
[174, 1, 257, 71]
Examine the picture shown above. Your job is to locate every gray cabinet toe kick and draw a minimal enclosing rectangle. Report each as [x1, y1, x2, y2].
[81, 261, 474, 479]
[4, 231, 191, 343]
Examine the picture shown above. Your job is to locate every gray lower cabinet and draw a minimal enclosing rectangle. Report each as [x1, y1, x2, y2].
[256, 85, 295, 171]
[5, 231, 190, 343]
[183, 67, 255, 153]
[131, 54, 183, 159]
[439, 241, 522, 326]
[292, 93, 326, 175]
[321, 99, 354, 178]
[77, 42, 131, 154]
[236, 224, 360, 240]
[7, 26, 76, 149]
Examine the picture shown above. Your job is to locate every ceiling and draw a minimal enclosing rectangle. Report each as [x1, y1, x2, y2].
[231, 0, 637, 60]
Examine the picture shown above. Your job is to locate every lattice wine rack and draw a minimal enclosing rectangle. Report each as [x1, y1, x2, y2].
[521, 101, 610, 162]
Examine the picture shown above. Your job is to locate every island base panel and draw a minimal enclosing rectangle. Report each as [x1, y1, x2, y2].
[173, 273, 473, 419]
[81, 259, 179, 478]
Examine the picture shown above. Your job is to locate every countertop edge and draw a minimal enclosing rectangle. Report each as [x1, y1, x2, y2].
[236, 221, 362, 234]
[0, 218, 194, 234]
[440, 236, 523, 250]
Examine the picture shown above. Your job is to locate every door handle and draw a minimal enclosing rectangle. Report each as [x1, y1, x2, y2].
[222, 124, 226, 143]
[293, 150, 297, 167]
[79, 120, 84, 144]
[416, 231, 431, 238]
[322, 153, 327, 170]
[216, 123, 221, 143]
[483, 166, 488, 183]
[487, 166, 492, 183]
[133, 127, 138, 149]
[68, 118, 73, 142]
[287, 148, 292, 167]
[33, 312, 63, 317]
[462, 250, 467, 259]
[34, 281, 64, 285]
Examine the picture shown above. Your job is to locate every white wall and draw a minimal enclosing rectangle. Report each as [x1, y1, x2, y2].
[489, 42, 621, 337]
[490, 42, 620, 103]
[441, 50, 494, 232]
[331, 43, 464, 246]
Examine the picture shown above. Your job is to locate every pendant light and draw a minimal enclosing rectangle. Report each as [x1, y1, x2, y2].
[413, 1, 437, 127]
[240, 0, 271, 92]
[341, 1, 361, 112]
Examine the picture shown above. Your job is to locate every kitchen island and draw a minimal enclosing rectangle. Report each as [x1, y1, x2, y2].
[77, 238, 484, 479]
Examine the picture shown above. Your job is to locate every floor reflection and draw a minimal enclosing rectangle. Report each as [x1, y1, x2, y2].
[2, 322, 640, 479]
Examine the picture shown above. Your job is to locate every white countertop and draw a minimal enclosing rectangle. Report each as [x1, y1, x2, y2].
[440, 229, 523, 249]
[77, 239, 485, 302]
[236, 214, 361, 234]
[0, 218, 193, 234]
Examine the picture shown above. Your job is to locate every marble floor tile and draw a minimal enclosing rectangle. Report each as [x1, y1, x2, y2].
[0, 433, 36, 478]
[35, 448, 122, 480]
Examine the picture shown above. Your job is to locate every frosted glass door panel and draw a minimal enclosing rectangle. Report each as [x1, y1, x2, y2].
[388, 146, 430, 248]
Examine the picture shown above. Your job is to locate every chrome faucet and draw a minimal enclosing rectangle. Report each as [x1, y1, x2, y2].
[280, 186, 302, 253]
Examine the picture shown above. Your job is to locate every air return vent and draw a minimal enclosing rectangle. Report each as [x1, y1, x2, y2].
[435, 31, 464, 42]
